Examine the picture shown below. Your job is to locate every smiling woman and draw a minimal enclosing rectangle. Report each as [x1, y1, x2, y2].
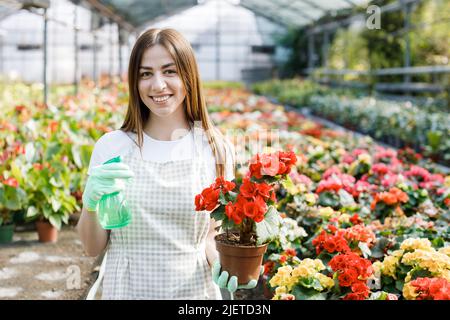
[137, 45, 187, 133]
[77, 28, 237, 300]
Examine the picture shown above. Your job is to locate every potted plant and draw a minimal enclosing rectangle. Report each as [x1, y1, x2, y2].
[195, 149, 297, 284]
[0, 176, 27, 244]
[24, 152, 80, 243]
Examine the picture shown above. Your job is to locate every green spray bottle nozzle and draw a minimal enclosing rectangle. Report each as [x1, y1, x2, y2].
[103, 156, 121, 165]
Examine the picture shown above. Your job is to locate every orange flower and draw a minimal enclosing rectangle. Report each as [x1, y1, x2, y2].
[380, 192, 397, 205]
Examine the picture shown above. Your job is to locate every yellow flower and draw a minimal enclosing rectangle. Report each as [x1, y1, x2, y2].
[305, 193, 316, 205]
[348, 161, 359, 176]
[301, 258, 325, 271]
[441, 269, 450, 281]
[313, 259, 326, 271]
[358, 153, 372, 164]
[292, 266, 311, 278]
[400, 238, 433, 251]
[275, 286, 287, 296]
[338, 213, 351, 224]
[402, 249, 450, 276]
[445, 176, 450, 188]
[317, 273, 334, 289]
[381, 256, 400, 279]
[391, 250, 405, 258]
[404, 271, 412, 283]
[403, 282, 419, 300]
[438, 246, 450, 257]
[372, 261, 382, 274]
[319, 207, 334, 219]
[286, 276, 299, 291]
[269, 274, 283, 287]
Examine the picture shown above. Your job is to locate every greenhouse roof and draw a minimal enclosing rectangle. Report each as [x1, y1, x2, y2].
[240, 0, 370, 28]
[78, 0, 371, 30]
[0, 0, 370, 30]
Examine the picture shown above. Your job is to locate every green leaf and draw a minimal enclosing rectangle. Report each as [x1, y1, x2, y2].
[292, 285, 325, 300]
[5, 186, 21, 210]
[255, 206, 282, 245]
[71, 145, 82, 168]
[395, 280, 404, 292]
[300, 277, 324, 291]
[10, 162, 23, 184]
[49, 177, 63, 188]
[318, 192, 340, 208]
[80, 145, 93, 167]
[307, 292, 327, 300]
[338, 189, 356, 208]
[49, 215, 62, 230]
[218, 191, 228, 206]
[51, 197, 62, 212]
[43, 205, 52, 219]
[211, 205, 225, 222]
[358, 242, 372, 259]
[44, 142, 61, 161]
[26, 206, 39, 218]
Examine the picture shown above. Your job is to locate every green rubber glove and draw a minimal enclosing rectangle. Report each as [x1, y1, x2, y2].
[82, 162, 134, 212]
[212, 260, 264, 293]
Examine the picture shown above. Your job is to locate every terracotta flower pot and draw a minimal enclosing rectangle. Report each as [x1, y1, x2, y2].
[215, 234, 268, 285]
[36, 220, 58, 243]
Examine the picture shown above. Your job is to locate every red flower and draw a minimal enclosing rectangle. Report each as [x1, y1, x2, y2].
[33, 163, 44, 171]
[48, 120, 59, 133]
[330, 253, 373, 292]
[329, 254, 347, 271]
[260, 153, 280, 176]
[240, 178, 257, 198]
[2, 177, 19, 188]
[195, 194, 205, 211]
[212, 177, 235, 193]
[285, 248, 297, 257]
[350, 214, 362, 225]
[195, 187, 220, 211]
[243, 197, 267, 223]
[323, 238, 337, 253]
[225, 202, 243, 225]
[410, 277, 450, 300]
[249, 151, 298, 179]
[263, 261, 275, 275]
[371, 163, 390, 176]
[338, 269, 358, 287]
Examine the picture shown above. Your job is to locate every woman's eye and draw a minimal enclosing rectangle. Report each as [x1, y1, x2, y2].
[140, 72, 151, 77]
[165, 70, 176, 74]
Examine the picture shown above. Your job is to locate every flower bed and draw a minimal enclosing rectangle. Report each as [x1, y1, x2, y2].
[251, 79, 449, 166]
[1, 81, 448, 300]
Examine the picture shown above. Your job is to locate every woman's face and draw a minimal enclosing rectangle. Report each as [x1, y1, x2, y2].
[138, 44, 186, 119]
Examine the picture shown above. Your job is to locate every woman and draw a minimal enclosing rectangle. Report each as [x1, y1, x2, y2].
[77, 28, 256, 300]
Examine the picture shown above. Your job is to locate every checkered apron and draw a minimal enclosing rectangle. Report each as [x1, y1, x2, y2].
[101, 128, 221, 299]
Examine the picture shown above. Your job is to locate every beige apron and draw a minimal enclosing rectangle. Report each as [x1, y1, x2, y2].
[101, 127, 221, 299]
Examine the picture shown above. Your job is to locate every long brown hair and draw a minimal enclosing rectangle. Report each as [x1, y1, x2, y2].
[120, 28, 234, 178]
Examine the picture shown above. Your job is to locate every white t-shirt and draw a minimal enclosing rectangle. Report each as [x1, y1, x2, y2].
[87, 128, 235, 184]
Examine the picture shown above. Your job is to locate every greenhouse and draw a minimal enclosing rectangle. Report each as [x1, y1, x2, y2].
[0, 0, 449, 303]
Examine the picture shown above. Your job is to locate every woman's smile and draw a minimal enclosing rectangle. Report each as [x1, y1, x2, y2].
[150, 94, 173, 104]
